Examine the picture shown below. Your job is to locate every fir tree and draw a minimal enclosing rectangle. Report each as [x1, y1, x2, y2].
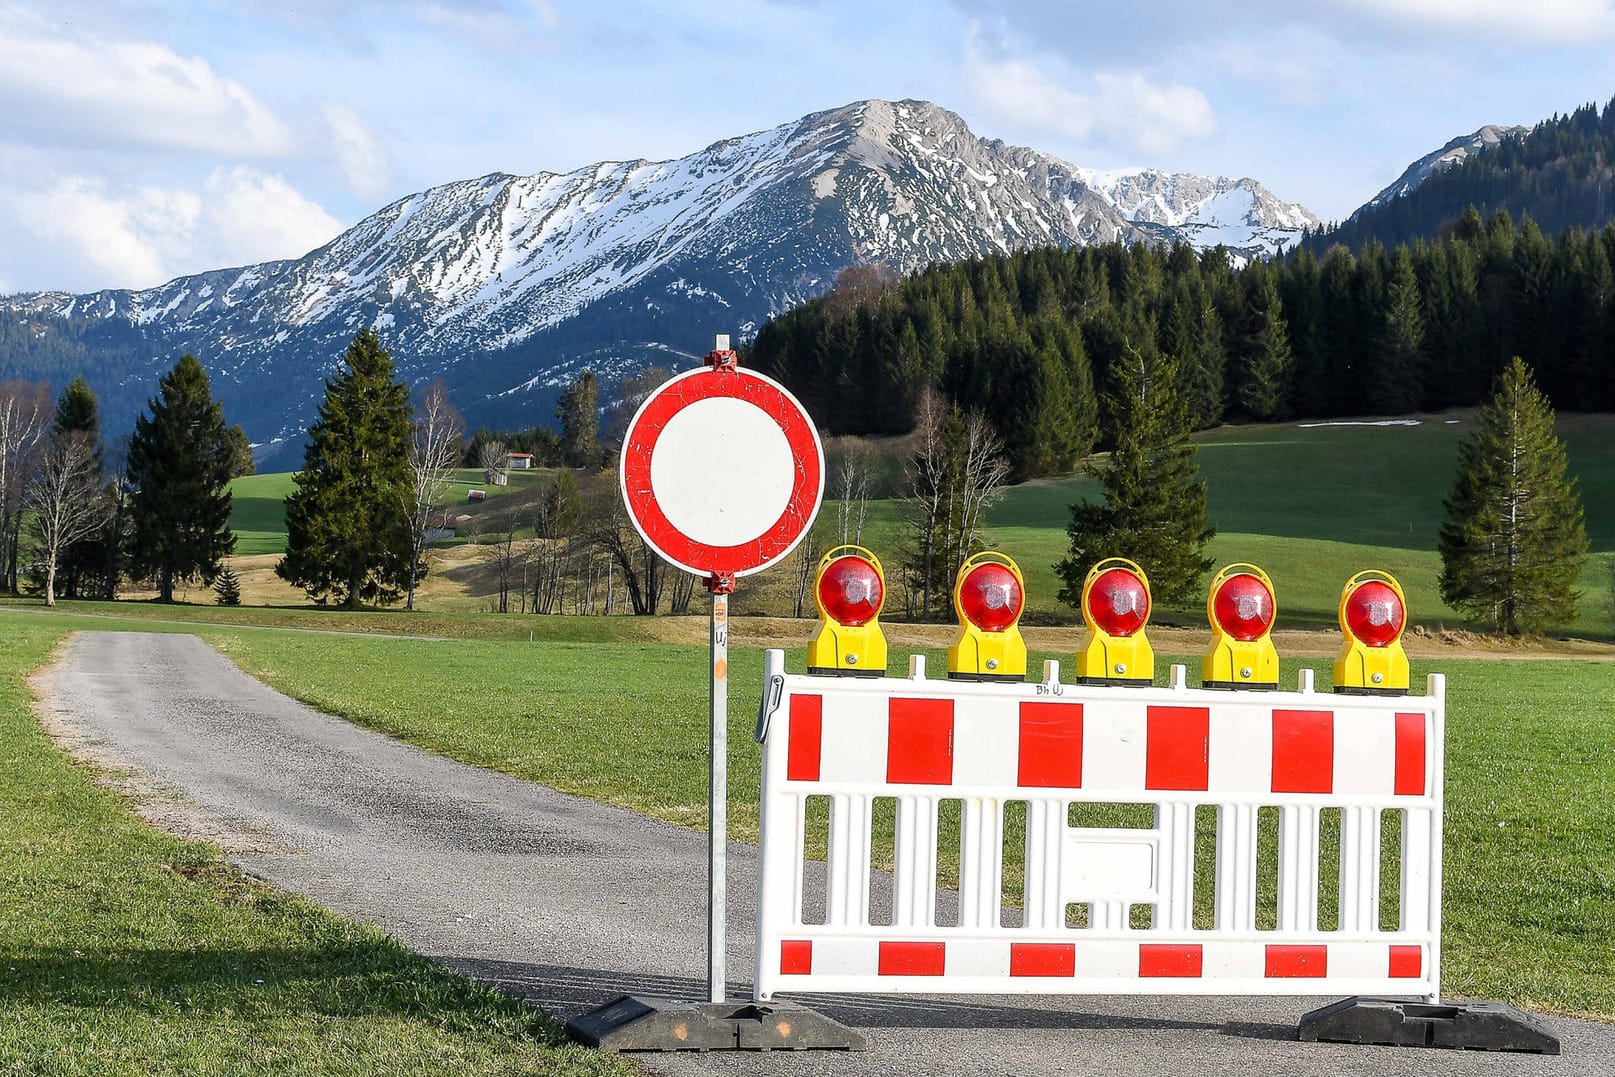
[1374, 247, 1426, 413]
[225, 424, 256, 477]
[1055, 340, 1215, 607]
[556, 371, 601, 468]
[127, 355, 236, 602]
[213, 565, 242, 606]
[277, 329, 414, 608]
[1438, 357, 1588, 634]
[1236, 270, 1293, 420]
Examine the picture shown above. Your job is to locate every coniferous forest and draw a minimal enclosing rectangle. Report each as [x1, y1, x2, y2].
[1306, 97, 1615, 253]
[747, 210, 1615, 481]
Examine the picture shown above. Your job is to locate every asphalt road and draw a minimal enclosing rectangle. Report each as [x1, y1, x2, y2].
[42, 631, 1614, 1076]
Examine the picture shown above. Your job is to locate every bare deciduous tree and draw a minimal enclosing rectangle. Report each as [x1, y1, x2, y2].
[950, 409, 1011, 576]
[477, 437, 508, 486]
[0, 382, 51, 594]
[903, 386, 950, 618]
[28, 432, 107, 607]
[405, 381, 464, 610]
[828, 436, 878, 546]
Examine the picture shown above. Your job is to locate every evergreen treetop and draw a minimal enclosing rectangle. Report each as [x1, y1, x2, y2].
[277, 329, 414, 608]
[1438, 357, 1588, 634]
[126, 354, 236, 602]
[1055, 337, 1215, 607]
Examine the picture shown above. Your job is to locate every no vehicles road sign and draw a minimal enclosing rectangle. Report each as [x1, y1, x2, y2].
[620, 363, 824, 580]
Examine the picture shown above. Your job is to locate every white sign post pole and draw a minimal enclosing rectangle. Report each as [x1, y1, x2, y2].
[707, 581, 730, 1004]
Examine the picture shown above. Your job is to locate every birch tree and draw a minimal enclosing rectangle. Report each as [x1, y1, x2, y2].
[0, 382, 51, 593]
[28, 432, 106, 607]
[405, 380, 463, 610]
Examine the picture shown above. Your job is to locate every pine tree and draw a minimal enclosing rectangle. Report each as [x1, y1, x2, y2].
[213, 565, 242, 606]
[277, 329, 414, 608]
[1374, 247, 1427, 413]
[127, 355, 236, 602]
[1237, 271, 1293, 420]
[1055, 340, 1215, 607]
[1438, 357, 1588, 634]
[556, 371, 601, 468]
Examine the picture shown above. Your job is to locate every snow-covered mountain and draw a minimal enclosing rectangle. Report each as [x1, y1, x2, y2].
[1355, 124, 1528, 217]
[1, 99, 1318, 461]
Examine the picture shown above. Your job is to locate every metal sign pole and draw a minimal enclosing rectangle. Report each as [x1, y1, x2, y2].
[707, 575, 732, 1004]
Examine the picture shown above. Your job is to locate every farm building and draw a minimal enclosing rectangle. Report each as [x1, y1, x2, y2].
[506, 452, 534, 470]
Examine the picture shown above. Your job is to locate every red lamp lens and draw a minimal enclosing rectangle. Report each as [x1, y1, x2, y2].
[1087, 567, 1149, 637]
[1345, 580, 1404, 647]
[1212, 573, 1274, 641]
[817, 556, 883, 626]
[958, 563, 1022, 632]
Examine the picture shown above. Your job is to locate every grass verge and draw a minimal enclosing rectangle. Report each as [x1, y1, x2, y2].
[0, 616, 633, 1076]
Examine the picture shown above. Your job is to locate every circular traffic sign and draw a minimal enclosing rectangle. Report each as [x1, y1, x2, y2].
[620, 365, 824, 579]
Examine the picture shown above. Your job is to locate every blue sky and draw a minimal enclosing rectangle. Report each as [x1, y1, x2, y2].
[2, 0, 1613, 294]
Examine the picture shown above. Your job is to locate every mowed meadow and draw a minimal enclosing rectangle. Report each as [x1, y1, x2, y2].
[229, 410, 1615, 635]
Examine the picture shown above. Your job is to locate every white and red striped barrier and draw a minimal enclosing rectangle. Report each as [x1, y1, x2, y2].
[753, 652, 1444, 1004]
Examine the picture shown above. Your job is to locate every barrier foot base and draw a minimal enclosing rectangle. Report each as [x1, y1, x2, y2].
[1298, 997, 1559, 1054]
[565, 995, 868, 1052]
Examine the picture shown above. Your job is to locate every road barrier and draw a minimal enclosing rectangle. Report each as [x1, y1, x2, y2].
[753, 655, 1444, 1004]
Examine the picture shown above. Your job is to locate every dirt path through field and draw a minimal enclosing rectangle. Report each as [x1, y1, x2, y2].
[38, 632, 1614, 1076]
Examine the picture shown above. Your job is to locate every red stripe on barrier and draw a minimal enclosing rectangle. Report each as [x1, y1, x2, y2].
[786, 695, 822, 782]
[887, 698, 954, 785]
[1017, 702, 1083, 788]
[879, 941, 945, 976]
[780, 939, 813, 975]
[1265, 944, 1328, 977]
[1272, 710, 1334, 794]
[1395, 713, 1426, 796]
[1009, 943, 1076, 977]
[1138, 944, 1203, 977]
[1145, 707, 1210, 791]
[1389, 945, 1422, 979]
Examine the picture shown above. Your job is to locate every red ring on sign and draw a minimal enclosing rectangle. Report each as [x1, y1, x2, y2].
[620, 367, 822, 578]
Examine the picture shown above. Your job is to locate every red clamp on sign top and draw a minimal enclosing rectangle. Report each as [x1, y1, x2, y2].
[619, 359, 824, 581]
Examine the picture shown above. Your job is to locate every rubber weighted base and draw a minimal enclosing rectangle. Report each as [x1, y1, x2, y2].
[565, 995, 868, 1052]
[1298, 997, 1559, 1054]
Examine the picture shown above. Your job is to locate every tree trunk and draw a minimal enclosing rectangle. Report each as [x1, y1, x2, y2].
[159, 567, 174, 604]
[45, 556, 57, 608]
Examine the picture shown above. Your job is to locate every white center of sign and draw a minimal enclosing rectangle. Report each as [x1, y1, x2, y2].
[649, 396, 796, 548]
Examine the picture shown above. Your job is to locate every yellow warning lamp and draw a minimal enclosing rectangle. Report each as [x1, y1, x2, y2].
[947, 553, 1028, 681]
[1333, 570, 1410, 695]
[806, 545, 888, 677]
[1075, 557, 1154, 686]
[1202, 564, 1280, 690]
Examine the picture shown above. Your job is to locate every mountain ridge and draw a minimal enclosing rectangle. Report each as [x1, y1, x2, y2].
[0, 98, 1319, 463]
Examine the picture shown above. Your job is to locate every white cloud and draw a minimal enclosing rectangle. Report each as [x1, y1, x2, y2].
[0, 7, 296, 157]
[1339, 0, 1615, 43]
[10, 169, 342, 291]
[322, 104, 391, 200]
[968, 50, 1217, 158]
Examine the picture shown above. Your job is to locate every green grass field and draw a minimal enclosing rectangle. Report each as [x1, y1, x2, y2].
[226, 412, 1615, 635]
[985, 411, 1615, 633]
[188, 626, 1614, 1020]
[0, 613, 631, 1077]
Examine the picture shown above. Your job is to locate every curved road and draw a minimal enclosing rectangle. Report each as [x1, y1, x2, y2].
[42, 632, 1614, 1076]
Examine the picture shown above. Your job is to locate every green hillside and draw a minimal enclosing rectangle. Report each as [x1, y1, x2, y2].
[983, 411, 1614, 632]
[224, 412, 1615, 636]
